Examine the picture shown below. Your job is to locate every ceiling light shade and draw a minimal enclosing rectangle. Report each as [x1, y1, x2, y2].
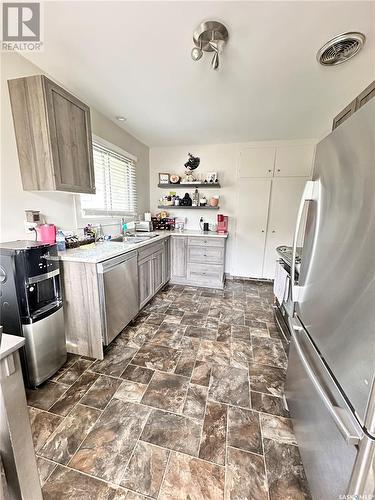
[191, 46, 203, 61]
[191, 20, 228, 70]
[116, 116, 126, 122]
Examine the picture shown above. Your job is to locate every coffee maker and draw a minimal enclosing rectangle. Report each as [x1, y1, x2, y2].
[217, 214, 228, 234]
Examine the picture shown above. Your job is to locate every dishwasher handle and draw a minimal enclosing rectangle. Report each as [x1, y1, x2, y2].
[97, 251, 137, 274]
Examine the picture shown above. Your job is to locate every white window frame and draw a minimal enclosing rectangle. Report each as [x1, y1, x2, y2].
[75, 135, 138, 228]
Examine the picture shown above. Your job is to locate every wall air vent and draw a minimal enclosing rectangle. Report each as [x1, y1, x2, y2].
[317, 32, 366, 66]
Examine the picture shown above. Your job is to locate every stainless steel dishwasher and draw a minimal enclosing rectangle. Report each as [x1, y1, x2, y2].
[97, 251, 139, 345]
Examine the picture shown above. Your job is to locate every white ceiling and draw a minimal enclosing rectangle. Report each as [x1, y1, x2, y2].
[25, 1, 375, 146]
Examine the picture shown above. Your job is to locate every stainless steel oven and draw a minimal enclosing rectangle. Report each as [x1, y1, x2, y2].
[273, 246, 301, 345]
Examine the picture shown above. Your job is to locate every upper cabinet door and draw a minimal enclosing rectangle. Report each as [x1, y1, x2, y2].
[43, 78, 95, 193]
[8, 75, 95, 194]
[239, 147, 276, 178]
[274, 144, 314, 177]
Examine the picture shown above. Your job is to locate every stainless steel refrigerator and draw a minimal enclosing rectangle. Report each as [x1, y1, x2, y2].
[285, 98, 375, 499]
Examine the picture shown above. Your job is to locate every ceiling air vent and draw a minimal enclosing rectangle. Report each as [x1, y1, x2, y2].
[317, 32, 366, 66]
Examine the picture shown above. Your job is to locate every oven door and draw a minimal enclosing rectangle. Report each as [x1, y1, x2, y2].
[273, 260, 293, 343]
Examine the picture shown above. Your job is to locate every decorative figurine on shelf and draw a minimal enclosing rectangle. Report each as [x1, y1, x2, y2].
[180, 193, 193, 206]
[184, 153, 200, 170]
[182, 153, 200, 183]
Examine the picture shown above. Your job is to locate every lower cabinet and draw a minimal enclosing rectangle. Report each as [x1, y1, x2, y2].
[138, 256, 154, 309]
[170, 236, 187, 279]
[138, 240, 169, 309]
[162, 237, 170, 284]
[170, 236, 226, 289]
[152, 248, 164, 294]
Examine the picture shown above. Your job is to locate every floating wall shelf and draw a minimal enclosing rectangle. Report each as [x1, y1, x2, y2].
[158, 183, 221, 189]
[157, 205, 220, 210]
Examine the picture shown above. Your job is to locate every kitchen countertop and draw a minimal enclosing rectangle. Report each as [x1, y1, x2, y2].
[59, 230, 228, 264]
[0, 334, 25, 360]
[167, 230, 228, 238]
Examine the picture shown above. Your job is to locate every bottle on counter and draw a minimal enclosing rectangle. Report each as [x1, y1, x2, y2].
[56, 230, 66, 251]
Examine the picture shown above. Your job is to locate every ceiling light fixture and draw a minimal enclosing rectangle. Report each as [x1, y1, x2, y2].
[116, 116, 126, 122]
[191, 21, 228, 70]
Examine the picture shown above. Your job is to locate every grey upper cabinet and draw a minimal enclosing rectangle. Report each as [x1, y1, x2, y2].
[170, 236, 187, 279]
[332, 100, 356, 130]
[332, 80, 375, 131]
[8, 75, 95, 194]
[355, 80, 375, 111]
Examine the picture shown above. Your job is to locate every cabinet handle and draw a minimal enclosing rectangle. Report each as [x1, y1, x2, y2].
[272, 230, 276, 233]
[277, 169, 281, 172]
[261, 230, 265, 233]
[268, 169, 272, 173]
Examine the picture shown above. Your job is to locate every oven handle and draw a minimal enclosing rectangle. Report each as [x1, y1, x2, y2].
[291, 180, 317, 302]
[27, 269, 60, 285]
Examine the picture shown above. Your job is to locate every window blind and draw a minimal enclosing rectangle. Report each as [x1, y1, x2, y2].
[81, 141, 137, 216]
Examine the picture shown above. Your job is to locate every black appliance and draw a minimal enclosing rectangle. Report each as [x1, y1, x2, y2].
[0, 241, 66, 387]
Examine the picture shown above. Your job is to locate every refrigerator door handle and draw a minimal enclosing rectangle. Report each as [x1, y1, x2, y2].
[291, 325, 362, 446]
[291, 180, 318, 302]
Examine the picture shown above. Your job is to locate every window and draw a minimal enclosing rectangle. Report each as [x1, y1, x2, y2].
[80, 139, 137, 217]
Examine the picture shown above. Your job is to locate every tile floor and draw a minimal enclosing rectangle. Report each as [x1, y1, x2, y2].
[26, 280, 311, 499]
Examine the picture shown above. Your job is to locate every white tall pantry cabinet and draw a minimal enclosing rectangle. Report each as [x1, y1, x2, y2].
[234, 142, 315, 279]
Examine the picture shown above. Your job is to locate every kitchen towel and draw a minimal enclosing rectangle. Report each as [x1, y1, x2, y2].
[274, 263, 289, 305]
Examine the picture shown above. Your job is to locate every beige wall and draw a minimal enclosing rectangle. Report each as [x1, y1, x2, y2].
[150, 140, 316, 275]
[0, 52, 149, 242]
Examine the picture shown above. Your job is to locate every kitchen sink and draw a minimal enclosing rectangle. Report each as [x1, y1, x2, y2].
[110, 234, 158, 243]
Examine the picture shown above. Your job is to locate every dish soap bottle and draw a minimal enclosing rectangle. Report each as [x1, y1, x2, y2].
[56, 230, 66, 251]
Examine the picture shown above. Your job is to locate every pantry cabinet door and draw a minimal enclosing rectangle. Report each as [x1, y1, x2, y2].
[262, 177, 309, 279]
[274, 144, 314, 177]
[234, 179, 271, 278]
[239, 147, 276, 178]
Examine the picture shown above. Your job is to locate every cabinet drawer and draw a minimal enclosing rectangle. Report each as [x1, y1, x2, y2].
[187, 263, 223, 283]
[138, 242, 163, 261]
[187, 245, 224, 264]
[188, 237, 225, 248]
